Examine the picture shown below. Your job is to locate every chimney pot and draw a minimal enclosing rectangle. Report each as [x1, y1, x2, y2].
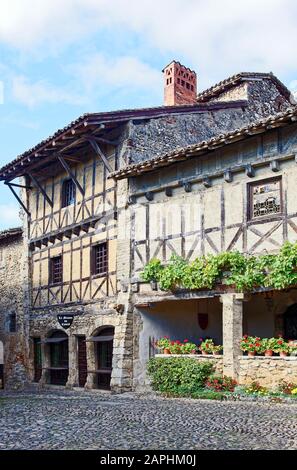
[163, 60, 197, 106]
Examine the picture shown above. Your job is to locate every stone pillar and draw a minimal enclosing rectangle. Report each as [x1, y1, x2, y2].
[220, 293, 244, 380]
[66, 335, 78, 388]
[39, 340, 50, 387]
[85, 340, 96, 390]
[110, 307, 133, 393]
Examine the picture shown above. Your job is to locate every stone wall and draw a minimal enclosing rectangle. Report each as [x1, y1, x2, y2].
[0, 229, 29, 389]
[238, 356, 297, 387]
[128, 78, 291, 165]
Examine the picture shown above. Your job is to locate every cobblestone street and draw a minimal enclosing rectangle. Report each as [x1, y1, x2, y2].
[0, 389, 297, 450]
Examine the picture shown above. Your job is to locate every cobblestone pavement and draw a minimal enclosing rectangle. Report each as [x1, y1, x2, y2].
[0, 388, 297, 450]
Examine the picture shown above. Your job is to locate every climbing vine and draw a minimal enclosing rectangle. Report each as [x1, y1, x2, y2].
[141, 241, 297, 292]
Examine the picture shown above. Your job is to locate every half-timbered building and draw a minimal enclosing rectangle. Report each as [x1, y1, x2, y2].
[0, 61, 295, 391]
[112, 106, 297, 389]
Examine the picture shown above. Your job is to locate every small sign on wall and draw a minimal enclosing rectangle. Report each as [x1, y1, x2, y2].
[57, 314, 74, 330]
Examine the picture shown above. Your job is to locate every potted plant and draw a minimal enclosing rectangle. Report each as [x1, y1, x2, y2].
[240, 335, 263, 357]
[261, 338, 275, 356]
[155, 336, 171, 354]
[272, 336, 290, 357]
[168, 340, 182, 354]
[179, 339, 198, 355]
[199, 339, 214, 355]
[212, 345, 223, 355]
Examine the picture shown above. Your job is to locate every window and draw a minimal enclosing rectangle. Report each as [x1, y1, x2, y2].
[91, 242, 108, 276]
[249, 177, 282, 220]
[50, 256, 63, 284]
[62, 179, 76, 207]
[8, 313, 16, 333]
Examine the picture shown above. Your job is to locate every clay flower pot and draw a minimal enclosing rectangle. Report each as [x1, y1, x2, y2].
[201, 350, 208, 356]
[248, 351, 256, 357]
[265, 350, 273, 357]
[280, 351, 288, 357]
[163, 348, 171, 355]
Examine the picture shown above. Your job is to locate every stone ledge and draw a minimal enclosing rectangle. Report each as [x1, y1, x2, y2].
[239, 356, 297, 361]
[155, 354, 222, 359]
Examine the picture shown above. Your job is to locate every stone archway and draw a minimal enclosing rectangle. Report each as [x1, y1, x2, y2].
[284, 303, 297, 340]
[0, 340, 4, 389]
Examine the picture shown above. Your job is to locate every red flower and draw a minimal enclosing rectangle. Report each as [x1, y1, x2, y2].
[277, 340, 283, 345]
[184, 339, 188, 343]
[171, 341, 175, 345]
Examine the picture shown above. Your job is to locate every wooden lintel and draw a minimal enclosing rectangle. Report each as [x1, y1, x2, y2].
[86, 138, 113, 173]
[28, 172, 53, 207]
[57, 155, 85, 196]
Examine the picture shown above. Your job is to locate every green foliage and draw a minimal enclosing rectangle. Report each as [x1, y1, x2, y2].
[147, 357, 214, 393]
[142, 242, 297, 292]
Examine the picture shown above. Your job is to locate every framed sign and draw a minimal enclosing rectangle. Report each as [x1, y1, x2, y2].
[57, 314, 74, 330]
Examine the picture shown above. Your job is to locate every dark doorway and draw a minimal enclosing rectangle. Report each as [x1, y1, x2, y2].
[95, 327, 114, 390]
[77, 336, 87, 387]
[33, 337, 42, 382]
[284, 304, 297, 340]
[49, 331, 69, 385]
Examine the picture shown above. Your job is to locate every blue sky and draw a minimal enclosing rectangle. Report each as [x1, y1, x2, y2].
[0, 0, 297, 230]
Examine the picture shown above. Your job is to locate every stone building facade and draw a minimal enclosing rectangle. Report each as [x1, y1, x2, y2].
[0, 61, 295, 391]
[112, 107, 297, 389]
[0, 227, 29, 389]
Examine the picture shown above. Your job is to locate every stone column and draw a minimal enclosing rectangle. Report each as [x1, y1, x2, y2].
[220, 293, 244, 380]
[66, 335, 78, 389]
[110, 305, 133, 393]
[85, 340, 96, 390]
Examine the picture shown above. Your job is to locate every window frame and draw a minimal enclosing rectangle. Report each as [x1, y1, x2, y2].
[61, 178, 76, 208]
[49, 255, 63, 285]
[91, 241, 108, 278]
[247, 176, 283, 222]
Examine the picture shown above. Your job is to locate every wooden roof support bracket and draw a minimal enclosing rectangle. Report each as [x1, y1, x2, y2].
[4, 181, 31, 216]
[28, 172, 53, 207]
[57, 154, 85, 196]
[86, 137, 113, 174]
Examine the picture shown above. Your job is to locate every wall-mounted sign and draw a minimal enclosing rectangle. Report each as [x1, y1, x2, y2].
[57, 314, 74, 330]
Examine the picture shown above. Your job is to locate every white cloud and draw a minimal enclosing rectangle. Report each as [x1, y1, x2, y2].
[0, 203, 21, 228]
[0, 1, 297, 88]
[11, 75, 85, 108]
[72, 54, 161, 93]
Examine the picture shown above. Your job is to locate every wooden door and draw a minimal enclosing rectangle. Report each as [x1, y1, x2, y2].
[77, 336, 87, 387]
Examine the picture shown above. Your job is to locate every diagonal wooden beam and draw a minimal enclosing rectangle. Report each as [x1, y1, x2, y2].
[57, 154, 85, 196]
[86, 138, 113, 173]
[28, 172, 53, 207]
[5, 182, 31, 216]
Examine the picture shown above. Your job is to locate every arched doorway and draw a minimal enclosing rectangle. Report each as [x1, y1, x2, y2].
[0, 340, 3, 389]
[94, 327, 114, 390]
[48, 331, 69, 385]
[284, 304, 297, 340]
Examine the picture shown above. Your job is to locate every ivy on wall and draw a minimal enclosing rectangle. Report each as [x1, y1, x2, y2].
[141, 241, 297, 292]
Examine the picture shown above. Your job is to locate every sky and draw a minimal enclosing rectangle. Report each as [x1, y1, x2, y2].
[0, 0, 297, 230]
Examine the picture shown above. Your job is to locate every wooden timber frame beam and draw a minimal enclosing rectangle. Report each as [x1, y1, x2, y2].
[85, 137, 113, 174]
[4, 181, 31, 216]
[28, 172, 53, 207]
[57, 154, 85, 196]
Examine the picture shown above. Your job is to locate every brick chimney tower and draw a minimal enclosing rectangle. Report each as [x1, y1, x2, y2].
[163, 60, 197, 106]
